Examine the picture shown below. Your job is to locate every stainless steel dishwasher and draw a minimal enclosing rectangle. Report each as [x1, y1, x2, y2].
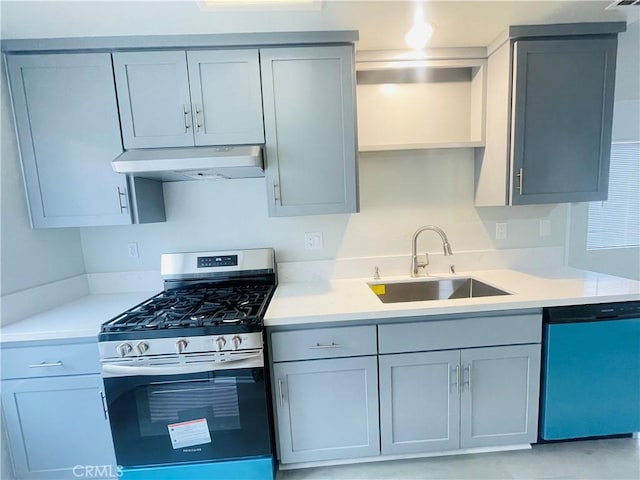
[539, 301, 640, 440]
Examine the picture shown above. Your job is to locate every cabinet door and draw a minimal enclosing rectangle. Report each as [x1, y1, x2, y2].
[510, 38, 617, 204]
[2, 374, 117, 479]
[460, 344, 541, 448]
[261, 46, 358, 216]
[273, 356, 379, 464]
[187, 50, 264, 146]
[379, 351, 460, 455]
[6, 53, 130, 228]
[113, 51, 193, 148]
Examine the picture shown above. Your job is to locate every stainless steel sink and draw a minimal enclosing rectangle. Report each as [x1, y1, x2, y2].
[368, 277, 510, 303]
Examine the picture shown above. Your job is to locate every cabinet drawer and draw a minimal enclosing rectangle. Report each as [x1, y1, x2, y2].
[271, 326, 377, 362]
[379, 314, 541, 354]
[1, 342, 101, 379]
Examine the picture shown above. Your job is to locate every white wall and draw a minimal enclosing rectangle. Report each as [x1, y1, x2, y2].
[567, 22, 640, 280]
[0, 64, 86, 297]
[0, 1, 626, 50]
[1, 1, 633, 283]
[79, 148, 568, 272]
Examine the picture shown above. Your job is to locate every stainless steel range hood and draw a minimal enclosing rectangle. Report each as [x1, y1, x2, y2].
[112, 145, 264, 181]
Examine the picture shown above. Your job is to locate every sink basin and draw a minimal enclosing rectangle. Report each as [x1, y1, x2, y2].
[368, 277, 510, 303]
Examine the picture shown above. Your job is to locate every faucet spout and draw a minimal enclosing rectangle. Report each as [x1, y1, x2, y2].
[411, 225, 454, 277]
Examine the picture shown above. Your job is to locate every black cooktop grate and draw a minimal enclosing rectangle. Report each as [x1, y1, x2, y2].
[101, 282, 274, 335]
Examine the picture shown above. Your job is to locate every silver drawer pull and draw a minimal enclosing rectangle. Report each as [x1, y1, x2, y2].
[309, 342, 341, 349]
[29, 361, 63, 368]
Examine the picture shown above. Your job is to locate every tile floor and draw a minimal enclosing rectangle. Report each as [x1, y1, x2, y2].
[276, 437, 640, 480]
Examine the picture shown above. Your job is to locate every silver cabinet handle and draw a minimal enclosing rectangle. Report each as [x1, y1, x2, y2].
[194, 104, 202, 132]
[278, 379, 285, 409]
[453, 365, 460, 395]
[117, 186, 128, 213]
[309, 342, 341, 349]
[273, 182, 281, 205]
[100, 391, 108, 420]
[516, 167, 523, 194]
[462, 364, 473, 392]
[183, 104, 191, 132]
[462, 364, 470, 392]
[29, 361, 63, 368]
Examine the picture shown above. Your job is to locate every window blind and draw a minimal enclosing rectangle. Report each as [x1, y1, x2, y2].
[587, 142, 640, 250]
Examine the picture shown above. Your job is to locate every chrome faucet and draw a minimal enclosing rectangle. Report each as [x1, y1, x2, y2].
[411, 225, 453, 277]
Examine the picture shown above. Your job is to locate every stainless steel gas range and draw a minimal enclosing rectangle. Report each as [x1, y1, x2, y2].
[98, 249, 276, 480]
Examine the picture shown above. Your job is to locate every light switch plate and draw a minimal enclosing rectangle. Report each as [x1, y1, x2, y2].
[495, 223, 508, 240]
[304, 232, 324, 250]
[540, 219, 551, 237]
[127, 242, 139, 259]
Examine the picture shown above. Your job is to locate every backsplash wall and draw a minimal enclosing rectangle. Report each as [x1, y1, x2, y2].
[79, 148, 568, 273]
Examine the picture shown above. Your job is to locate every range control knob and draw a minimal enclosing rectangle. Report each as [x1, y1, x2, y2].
[215, 336, 226, 351]
[231, 335, 242, 350]
[116, 343, 132, 357]
[175, 339, 189, 354]
[135, 341, 149, 356]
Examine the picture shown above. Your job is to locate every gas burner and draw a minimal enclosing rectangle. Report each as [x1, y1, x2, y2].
[101, 281, 273, 336]
[99, 249, 276, 342]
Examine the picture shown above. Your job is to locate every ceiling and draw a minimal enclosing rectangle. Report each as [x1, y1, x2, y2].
[0, 1, 634, 50]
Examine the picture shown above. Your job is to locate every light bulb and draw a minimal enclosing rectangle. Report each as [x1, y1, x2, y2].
[405, 21, 433, 50]
[379, 84, 397, 95]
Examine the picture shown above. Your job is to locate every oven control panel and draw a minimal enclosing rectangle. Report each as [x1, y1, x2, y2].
[197, 255, 238, 268]
[99, 333, 263, 360]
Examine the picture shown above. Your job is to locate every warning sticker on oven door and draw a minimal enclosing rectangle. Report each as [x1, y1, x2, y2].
[168, 418, 212, 449]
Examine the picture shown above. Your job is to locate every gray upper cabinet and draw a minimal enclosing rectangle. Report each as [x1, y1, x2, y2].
[260, 46, 359, 216]
[510, 38, 617, 205]
[113, 50, 192, 148]
[5, 53, 162, 228]
[113, 49, 264, 149]
[475, 23, 623, 207]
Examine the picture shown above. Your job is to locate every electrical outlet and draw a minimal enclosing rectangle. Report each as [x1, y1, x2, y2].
[495, 223, 508, 240]
[540, 219, 551, 237]
[304, 232, 324, 250]
[127, 242, 139, 259]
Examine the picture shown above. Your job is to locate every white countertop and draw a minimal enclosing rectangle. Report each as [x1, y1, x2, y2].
[264, 267, 640, 327]
[1, 267, 638, 343]
[0, 291, 157, 344]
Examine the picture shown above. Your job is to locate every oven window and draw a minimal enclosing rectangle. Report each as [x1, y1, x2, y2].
[138, 377, 242, 437]
[104, 368, 272, 468]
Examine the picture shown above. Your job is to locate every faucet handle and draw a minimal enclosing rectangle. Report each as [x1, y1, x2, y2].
[373, 266, 380, 280]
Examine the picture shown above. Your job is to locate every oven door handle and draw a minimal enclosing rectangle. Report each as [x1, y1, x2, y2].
[101, 352, 263, 377]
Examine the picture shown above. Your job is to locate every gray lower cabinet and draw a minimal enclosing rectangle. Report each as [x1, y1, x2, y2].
[379, 350, 460, 455]
[1, 341, 116, 479]
[379, 344, 541, 455]
[5, 53, 164, 228]
[260, 46, 359, 216]
[459, 345, 541, 448]
[113, 49, 264, 149]
[273, 356, 380, 464]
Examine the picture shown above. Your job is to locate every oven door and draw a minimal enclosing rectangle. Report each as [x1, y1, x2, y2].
[103, 361, 272, 468]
